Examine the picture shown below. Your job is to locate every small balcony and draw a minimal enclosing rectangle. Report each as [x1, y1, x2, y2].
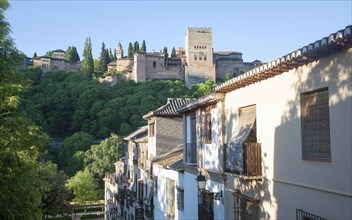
[296, 209, 327, 220]
[225, 143, 262, 179]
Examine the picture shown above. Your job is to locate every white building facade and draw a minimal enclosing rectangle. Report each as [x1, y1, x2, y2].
[178, 25, 352, 220]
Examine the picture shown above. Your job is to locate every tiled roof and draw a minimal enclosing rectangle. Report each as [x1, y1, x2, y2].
[53, 49, 65, 53]
[177, 93, 224, 113]
[214, 51, 242, 56]
[143, 98, 195, 119]
[108, 60, 117, 66]
[214, 25, 352, 93]
[123, 125, 148, 141]
[151, 145, 183, 171]
[216, 57, 243, 62]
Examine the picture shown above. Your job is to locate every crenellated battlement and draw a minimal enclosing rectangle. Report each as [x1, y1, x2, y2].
[188, 27, 212, 32]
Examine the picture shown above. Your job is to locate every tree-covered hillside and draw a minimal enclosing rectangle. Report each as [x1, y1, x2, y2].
[19, 68, 206, 139]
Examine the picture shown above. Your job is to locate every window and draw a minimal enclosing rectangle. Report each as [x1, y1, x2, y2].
[204, 56, 207, 61]
[202, 107, 212, 144]
[153, 61, 156, 68]
[198, 190, 214, 220]
[199, 56, 202, 60]
[153, 176, 158, 195]
[301, 88, 331, 161]
[166, 178, 175, 219]
[186, 114, 197, 164]
[149, 122, 155, 137]
[176, 187, 184, 211]
[233, 191, 259, 220]
[226, 105, 261, 177]
[194, 56, 197, 61]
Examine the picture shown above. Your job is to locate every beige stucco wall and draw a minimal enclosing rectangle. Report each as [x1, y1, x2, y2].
[116, 59, 133, 72]
[224, 48, 352, 219]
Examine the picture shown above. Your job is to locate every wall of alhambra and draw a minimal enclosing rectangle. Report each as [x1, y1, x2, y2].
[145, 55, 184, 80]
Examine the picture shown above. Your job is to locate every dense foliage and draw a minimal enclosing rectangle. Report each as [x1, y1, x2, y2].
[20, 70, 197, 138]
[65, 46, 80, 62]
[0, 1, 69, 218]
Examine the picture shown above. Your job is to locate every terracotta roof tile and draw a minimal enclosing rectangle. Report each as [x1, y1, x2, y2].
[123, 125, 148, 141]
[143, 98, 195, 119]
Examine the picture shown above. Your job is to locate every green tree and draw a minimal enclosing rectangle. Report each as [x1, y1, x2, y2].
[133, 41, 140, 54]
[45, 50, 53, 57]
[98, 42, 109, 73]
[33, 52, 37, 58]
[109, 48, 114, 61]
[127, 42, 133, 58]
[162, 46, 168, 56]
[141, 39, 146, 52]
[66, 168, 100, 204]
[93, 58, 100, 73]
[39, 162, 71, 220]
[66, 46, 80, 62]
[57, 132, 94, 176]
[191, 80, 217, 97]
[81, 37, 94, 77]
[171, 46, 176, 58]
[0, 1, 49, 218]
[84, 134, 119, 179]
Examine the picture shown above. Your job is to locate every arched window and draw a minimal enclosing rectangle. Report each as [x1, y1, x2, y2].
[153, 61, 156, 68]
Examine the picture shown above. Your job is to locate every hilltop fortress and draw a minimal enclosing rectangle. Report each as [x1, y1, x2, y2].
[107, 27, 261, 87]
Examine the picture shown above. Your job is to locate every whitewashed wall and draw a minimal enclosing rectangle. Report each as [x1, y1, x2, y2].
[183, 172, 199, 220]
[152, 164, 185, 220]
[224, 48, 352, 219]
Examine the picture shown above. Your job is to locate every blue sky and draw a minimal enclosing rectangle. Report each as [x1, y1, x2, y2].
[6, 0, 352, 63]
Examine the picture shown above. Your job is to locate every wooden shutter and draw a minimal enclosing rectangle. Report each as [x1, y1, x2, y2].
[301, 88, 331, 160]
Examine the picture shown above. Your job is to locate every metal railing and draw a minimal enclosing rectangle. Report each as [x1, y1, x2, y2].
[296, 209, 327, 220]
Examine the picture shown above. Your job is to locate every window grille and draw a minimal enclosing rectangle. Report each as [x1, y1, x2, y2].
[301, 88, 331, 161]
[176, 187, 184, 211]
[233, 191, 259, 220]
[296, 209, 327, 220]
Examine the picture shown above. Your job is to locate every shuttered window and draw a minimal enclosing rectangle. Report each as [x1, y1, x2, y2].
[301, 88, 331, 161]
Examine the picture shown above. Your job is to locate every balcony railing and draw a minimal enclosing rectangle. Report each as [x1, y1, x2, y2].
[186, 143, 197, 164]
[225, 143, 261, 179]
[296, 209, 327, 220]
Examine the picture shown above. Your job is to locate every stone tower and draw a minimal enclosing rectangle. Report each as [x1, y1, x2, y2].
[116, 42, 123, 59]
[185, 27, 215, 87]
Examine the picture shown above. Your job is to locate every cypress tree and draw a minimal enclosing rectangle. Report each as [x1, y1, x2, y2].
[82, 37, 94, 77]
[141, 39, 146, 52]
[133, 41, 139, 54]
[171, 47, 176, 58]
[127, 42, 133, 58]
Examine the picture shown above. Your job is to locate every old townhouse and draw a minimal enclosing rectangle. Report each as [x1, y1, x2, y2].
[32, 49, 81, 72]
[109, 98, 193, 220]
[150, 145, 184, 219]
[177, 25, 352, 219]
